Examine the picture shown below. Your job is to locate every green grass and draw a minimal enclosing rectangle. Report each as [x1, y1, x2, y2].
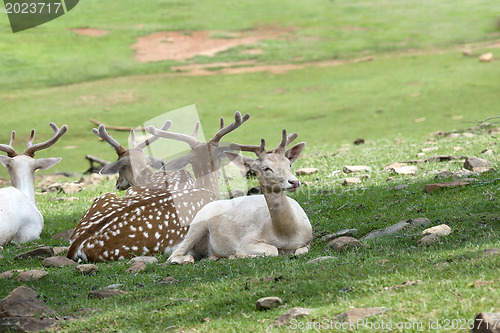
[0, 127, 498, 332]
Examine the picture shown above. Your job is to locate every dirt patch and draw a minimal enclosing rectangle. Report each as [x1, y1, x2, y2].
[132, 28, 292, 63]
[70, 28, 109, 37]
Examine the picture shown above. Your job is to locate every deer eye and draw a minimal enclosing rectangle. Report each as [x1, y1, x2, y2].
[263, 167, 273, 173]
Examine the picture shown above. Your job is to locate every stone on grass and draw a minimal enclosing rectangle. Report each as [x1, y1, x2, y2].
[422, 224, 452, 236]
[76, 264, 99, 275]
[326, 237, 362, 251]
[42, 256, 77, 268]
[435, 171, 453, 179]
[392, 184, 409, 190]
[472, 312, 500, 333]
[478, 52, 494, 62]
[392, 165, 418, 175]
[296, 168, 319, 175]
[62, 182, 82, 194]
[14, 246, 54, 261]
[256, 297, 282, 310]
[320, 229, 358, 243]
[335, 307, 387, 323]
[383, 162, 407, 171]
[126, 261, 146, 274]
[270, 307, 312, 327]
[0, 285, 55, 317]
[0, 317, 59, 332]
[342, 177, 361, 185]
[0, 271, 16, 279]
[88, 289, 127, 299]
[483, 248, 499, 256]
[306, 256, 336, 264]
[424, 180, 469, 193]
[418, 234, 440, 246]
[343, 165, 371, 173]
[361, 221, 410, 240]
[128, 256, 158, 264]
[160, 275, 179, 284]
[53, 247, 68, 256]
[464, 156, 493, 173]
[421, 147, 438, 153]
[16, 270, 49, 282]
[51, 229, 74, 241]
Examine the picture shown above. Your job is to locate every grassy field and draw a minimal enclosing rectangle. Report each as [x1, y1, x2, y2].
[0, 0, 499, 332]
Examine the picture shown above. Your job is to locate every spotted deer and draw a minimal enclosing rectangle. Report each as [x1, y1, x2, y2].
[0, 123, 68, 246]
[67, 112, 250, 262]
[93, 121, 194, 191]
[168, 129, 313, 264]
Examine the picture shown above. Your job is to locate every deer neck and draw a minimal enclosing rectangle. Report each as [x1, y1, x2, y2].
[9, 160, 36, 204]
[262, 187, 297, 236]
[193, 171, 221, 199]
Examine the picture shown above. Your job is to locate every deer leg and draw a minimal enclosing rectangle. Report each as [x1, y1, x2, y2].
[168, 221, 209, 264]
[239, 242, 279, 258]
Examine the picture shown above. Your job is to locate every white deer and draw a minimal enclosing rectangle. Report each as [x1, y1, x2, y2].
[93, 121, 194, 191]
[168, 129, 313, 264]
[67, 112, 250, 262]
[0, 123, 68, 246]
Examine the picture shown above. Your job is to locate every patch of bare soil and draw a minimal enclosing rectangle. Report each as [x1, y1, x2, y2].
[70, 28, 109, 37]
[132, 29, 292, 63]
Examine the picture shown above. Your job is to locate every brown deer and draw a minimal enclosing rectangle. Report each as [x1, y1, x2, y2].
[0, 123, 68, 246]
[168, 129, 312, 264]
[67, 112, 250, 262]
[93, 121, 194, 191]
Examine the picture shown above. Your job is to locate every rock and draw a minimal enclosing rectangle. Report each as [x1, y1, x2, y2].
[42, 256, 77, 268]
[409, 218, 432, 228]
[463, 132, 475, 138]
[361, 221, 410, 240]
[392, 184, 409, 190]
[62, 182, 82, 194]
[453, 168, 475, 178]
[128, 256, 158, 264]
[51, 229, 74, 241]
[76, 264, 99, 275]
[418, 234, 440, 246]
[360, 174, 371, 180]
[126, 261, 146, 274]
[270, 307, 312, 327]
[479, 52, 494, 62]
[0, 271, 16, 279]
[383, 162, 407, 171]
[256, 297, 283, 310]
[88, 289, 127, 299]
[386, 176, 395, 182]
[422, 224, 452, 236]
[424, 180, 469, 193]
[53, 247, 68, 256]
[392, 165, 418, 175]
[320, 229, 358, 243]
[343, 165, 371, 173]
[353, 138, 365, 145]
[335, 307, 387, 323]
[296, 168, 319, 175]
[421, 147, 438, 153]
[453, 146, 463, 151]
[482, 149, 494, 156]
[14, 246, 54, 260]
[16, 270, 49, 282]
[342, 177, 361, 185]
[159, 275, 179, 284]
[464, 156, 493, 173]
[483, 248, 499, 256]
[0, 317, 59, 332]
[43, 183, 62, 192]
[0, 285, 55, 317]
[306, 256, 336, 264]
[472, 312, 500, 333]
[326, 237, 362, 251]
[435, 171, 453, 179]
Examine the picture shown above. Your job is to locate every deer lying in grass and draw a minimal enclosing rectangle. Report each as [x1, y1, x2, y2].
[93, 121, 194, 191]
[67, 112, 249, 262]
[168, 129, 312, 264]
[0, 123, 68, 246]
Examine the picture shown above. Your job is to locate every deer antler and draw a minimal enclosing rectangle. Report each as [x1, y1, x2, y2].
[230, 129, 298, 157]
[210, 111, 250, 146]
[93, 125, 127, 156]
[146, 121, 200, 149]
[24, 122, 68, 158]
[131, 120, 173, 151]
[0, 131, 18, 157]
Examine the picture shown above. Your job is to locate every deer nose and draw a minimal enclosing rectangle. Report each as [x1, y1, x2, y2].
[288, 180, 300, 188]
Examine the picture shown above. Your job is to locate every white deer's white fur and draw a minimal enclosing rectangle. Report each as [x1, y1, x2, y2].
[168, 131, 312, 264]
[0, 155, 61, 246]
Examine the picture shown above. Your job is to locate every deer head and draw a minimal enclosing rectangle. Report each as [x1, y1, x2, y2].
[0, 122, 68, 203]
[225, 129, 305, 194]
[146, 111, 250, 198]
[93, 121, 171, 190]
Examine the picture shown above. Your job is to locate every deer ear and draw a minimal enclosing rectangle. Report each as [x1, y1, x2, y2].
[285, 142, 305, 164]
[0, 155, 12, 168]
[224, 152, 254, 171]
[162, 153, 193, 172]
[100, 158, 129, 175]
[147, 156, 166, 170]
[34, 157, 62, 171]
